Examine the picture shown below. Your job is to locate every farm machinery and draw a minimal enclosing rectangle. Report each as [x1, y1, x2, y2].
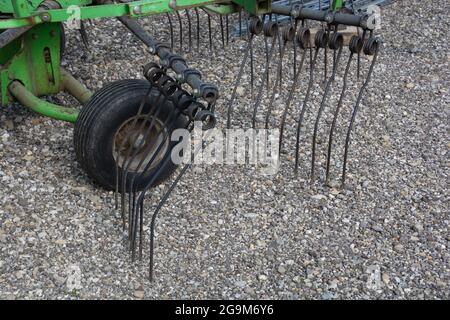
[1, 0, 381, 279]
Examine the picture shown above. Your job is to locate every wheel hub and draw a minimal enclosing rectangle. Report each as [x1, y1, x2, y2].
[113, 115, 169, 173]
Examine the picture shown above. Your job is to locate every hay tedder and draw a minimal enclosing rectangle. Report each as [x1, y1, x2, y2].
[1, 0, 381, 279]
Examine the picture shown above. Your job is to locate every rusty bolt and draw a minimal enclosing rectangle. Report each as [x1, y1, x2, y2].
[133, 6, 141, 15]
[40, 13, 51, 22]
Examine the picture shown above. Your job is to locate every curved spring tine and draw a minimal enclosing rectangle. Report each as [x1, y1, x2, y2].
[148, 160, 188, 281]
[148, 127, 214, 281]
[195, 8, 200, 51]
[225, 14, 229, 45]
[311, 43, 344, 184]
[279, 46, 308, 152]
[123, 93, 167, 245]
[119, 72, 171, 236]
[251, 33, 279, 129]
[326, 52, 354, 184]
[264, 39, 290, 129]
[207, 12, 212, 52]
[137, 118, 195, 279]
[264, 21, 297, 129]
[129, 114, 178, 261]
[249, 32, 254, 96]
[128, 107, 186, 258]
[277, 31, 283, 92]
[357, 29, 367, 80]
[185, 10, 192, 52]
[175, 10, 183, 53]
[219, 14, 225, 49]
[290, 18, 299, 82]
[342, 40, 380, 187]
[130, 108, 194, 260]
[129, 92, 200, 246]
[294, 47, 321, 174]
[115, 87, 153, 228]
[264, 36, 269, 89]
[138, 198, 144, 260]
[114, 86, 151, 208]
[323, 26, 331, 83]
[293, 35, 297, 79]
[166, 13, 174, 50]
[226, 34, 255, 128]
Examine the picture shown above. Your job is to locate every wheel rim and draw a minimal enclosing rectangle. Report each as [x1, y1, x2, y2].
[113, 114, 169, 174]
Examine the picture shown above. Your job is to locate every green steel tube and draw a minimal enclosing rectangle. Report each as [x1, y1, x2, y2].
[8, 80, 79, 122]
[61, 68, 93, 104]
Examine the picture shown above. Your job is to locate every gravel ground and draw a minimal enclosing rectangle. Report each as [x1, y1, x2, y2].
[0, 0, 449, 299]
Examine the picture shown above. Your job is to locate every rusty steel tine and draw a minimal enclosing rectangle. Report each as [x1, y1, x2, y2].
[166, 13, 174, 50]
[139, 119, 193, 279]
[128, 102, 184, 221]
[311, 33, 344, 185]
[252, 38, 278, 127]
[277, 30, 283, 92]
[129, 114, 180, 258]
[149, 127, 214, 281]
[175, 10, 183, 53]
[206, 12, 212, 52]
[264, 42, 288, 129]
[294, 46, 321, 174]
[243, 16, 254, 96]
[226, 34, 255, 128]
[294, 29, 329, 174]
[138, 197, 144, 260]
[220, 14, 225, 49]
[225, 14, 229, 45]
[250, 36, 254, 96]
[126, 101, 166, 251]
[130, 108, 182, 259]
[265, 25, 295, 129]
[195, 8, 200, 51]
[125, 97, 165, 245]
[264, 35, 269, 89]
[129, 107, 181, 195]
[126, 83, 181, 252]
[79, 20, 89, 49]
[342, 37, 380, 186]
[149, 162, 190, 281]
[357, 29, 366, 80]
[291, 19, 299, 80]
[130, 91, 192, 188]
[122, 73, 170, 239]
[252, 25, 279, 129]
[115, 87, 152, 228]
[185, 10, 192, 52]
[279, 33, 309, 151]
[293, 34, 297, 79]
[323, 26, 330, 83]
[326, 52, 354, 185]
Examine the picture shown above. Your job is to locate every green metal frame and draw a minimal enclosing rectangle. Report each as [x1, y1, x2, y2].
[0, 0, 254, 122]
[1, 0, 343, 122]
[0, 1, 249, 29]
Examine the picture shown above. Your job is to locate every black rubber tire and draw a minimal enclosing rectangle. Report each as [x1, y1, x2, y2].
[74, 79, 187, 191]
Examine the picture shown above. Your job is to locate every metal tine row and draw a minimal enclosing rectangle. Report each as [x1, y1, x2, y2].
[113, 62, 217, 277]
[226, 17, 287, 129]
[148, 113, 216, 281]
[291, 30, 380, 187]
[163, 8, 237, 54]
[223, 10, 380, 187]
